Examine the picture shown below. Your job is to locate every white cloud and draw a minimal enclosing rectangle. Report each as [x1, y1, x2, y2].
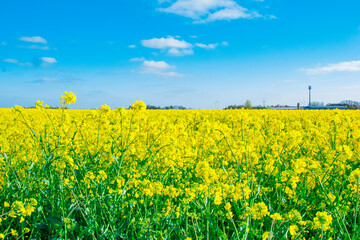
[19, 36, 47, 44]
[130, 57, 146, 62]
[159, 71, 184, 77]
[222, 41, 229, 46]
[143, 60, 173, 69]
[142, 36, 194, 57]
[41, 57, 57, 64]
[3, 58, 33, 66]
[195, 43, 218, 49]
[304, 60, 360, 75]
[137, 59, 183, 77]
[203, 5, 260, 23]
[268, 15, 277, 19]
[190, 35, 198, 38]
[128, 44, 137, 48]
[168, 48, 194, 56]
[141, 37, 192, 49]
[3, 58, 19, 63]
[158, 0, 261, 23]
[19, 45, 50, 50]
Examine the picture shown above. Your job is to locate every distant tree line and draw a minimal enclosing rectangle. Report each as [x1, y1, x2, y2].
[327, 100, 360, 110]
[224, 100, 267, 110]
[146, 105, 187, 110]
[310, 101, 324, 107]
[224, 99, 360, 110]
[23, 99, 360, 110]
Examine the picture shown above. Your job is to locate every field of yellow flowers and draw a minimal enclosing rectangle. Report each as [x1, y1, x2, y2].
[1, 92, 360, 239]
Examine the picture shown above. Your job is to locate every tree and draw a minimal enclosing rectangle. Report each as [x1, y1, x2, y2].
[245, 100, 252, 109]
[310, 101, 324, 106]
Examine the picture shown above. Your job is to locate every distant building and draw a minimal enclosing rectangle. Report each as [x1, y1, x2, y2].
[302, 106, 348, 110]
[269, 106, 298, 110]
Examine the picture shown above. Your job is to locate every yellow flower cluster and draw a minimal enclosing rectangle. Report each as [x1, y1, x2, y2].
[1, 93, 360, 239]
[131, 100, 146, 111]
[313, 211, 333, 231]
[60, 91, 77, 105]
[252, 202, 270, 220]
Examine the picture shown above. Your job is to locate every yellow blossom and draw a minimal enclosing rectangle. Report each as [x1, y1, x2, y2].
[99, 104, 111, 114]
[289, 225, 299, 236]
[313, 212, 333, 231]
[131, 100, 146, 111]
[270, 213, 283, 221]
[11, 229, 18, 237]
[262, 232, 270, 240]
[252, 202, 270, 220]
[60, 91, 76, 105]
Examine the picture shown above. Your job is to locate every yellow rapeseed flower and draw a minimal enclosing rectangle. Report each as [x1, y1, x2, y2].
[131, 100, 146, 111]
[224, 202, 231, 211]
[289, 225, 299, 236]
[60, 91, 76, 105]
[35, 100, 44, 109]
[99, 104, 111, 114]
[270, 213, 283, 221]
[10, 229, 18, 237]
[214, 194, 222, 205]
[313, 212, 332, 231]
[252, 202, 270, 220]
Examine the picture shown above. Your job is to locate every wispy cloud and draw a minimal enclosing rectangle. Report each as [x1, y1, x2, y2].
[3, 57, 57, 67]
[137, 59, 183, 77]
[41, 57, 57, 64]
[158, 0, 262, 23]
[143, 60, 173, 69]
[1, 42, 6, 46]
[142, 36, 193, 56]
[18, 45, 50, 50]
[3, 58, 19, 63]
[19, 36, 47, 44]
[303, 60, 360, 75]
[28, 77, 59, 83]
[168, 48, 194, 56]
[195, 43, 218, 49]
[141, 36, 192, 49]
[130, 57, 146, 62]
[3, 58, 33, 66]
[128, 44, 137, 48]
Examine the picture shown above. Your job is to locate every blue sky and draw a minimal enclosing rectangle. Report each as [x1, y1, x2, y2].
[1, 0, 360, 109]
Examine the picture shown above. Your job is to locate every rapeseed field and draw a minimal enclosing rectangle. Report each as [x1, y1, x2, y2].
[0, 92, 359, 239]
